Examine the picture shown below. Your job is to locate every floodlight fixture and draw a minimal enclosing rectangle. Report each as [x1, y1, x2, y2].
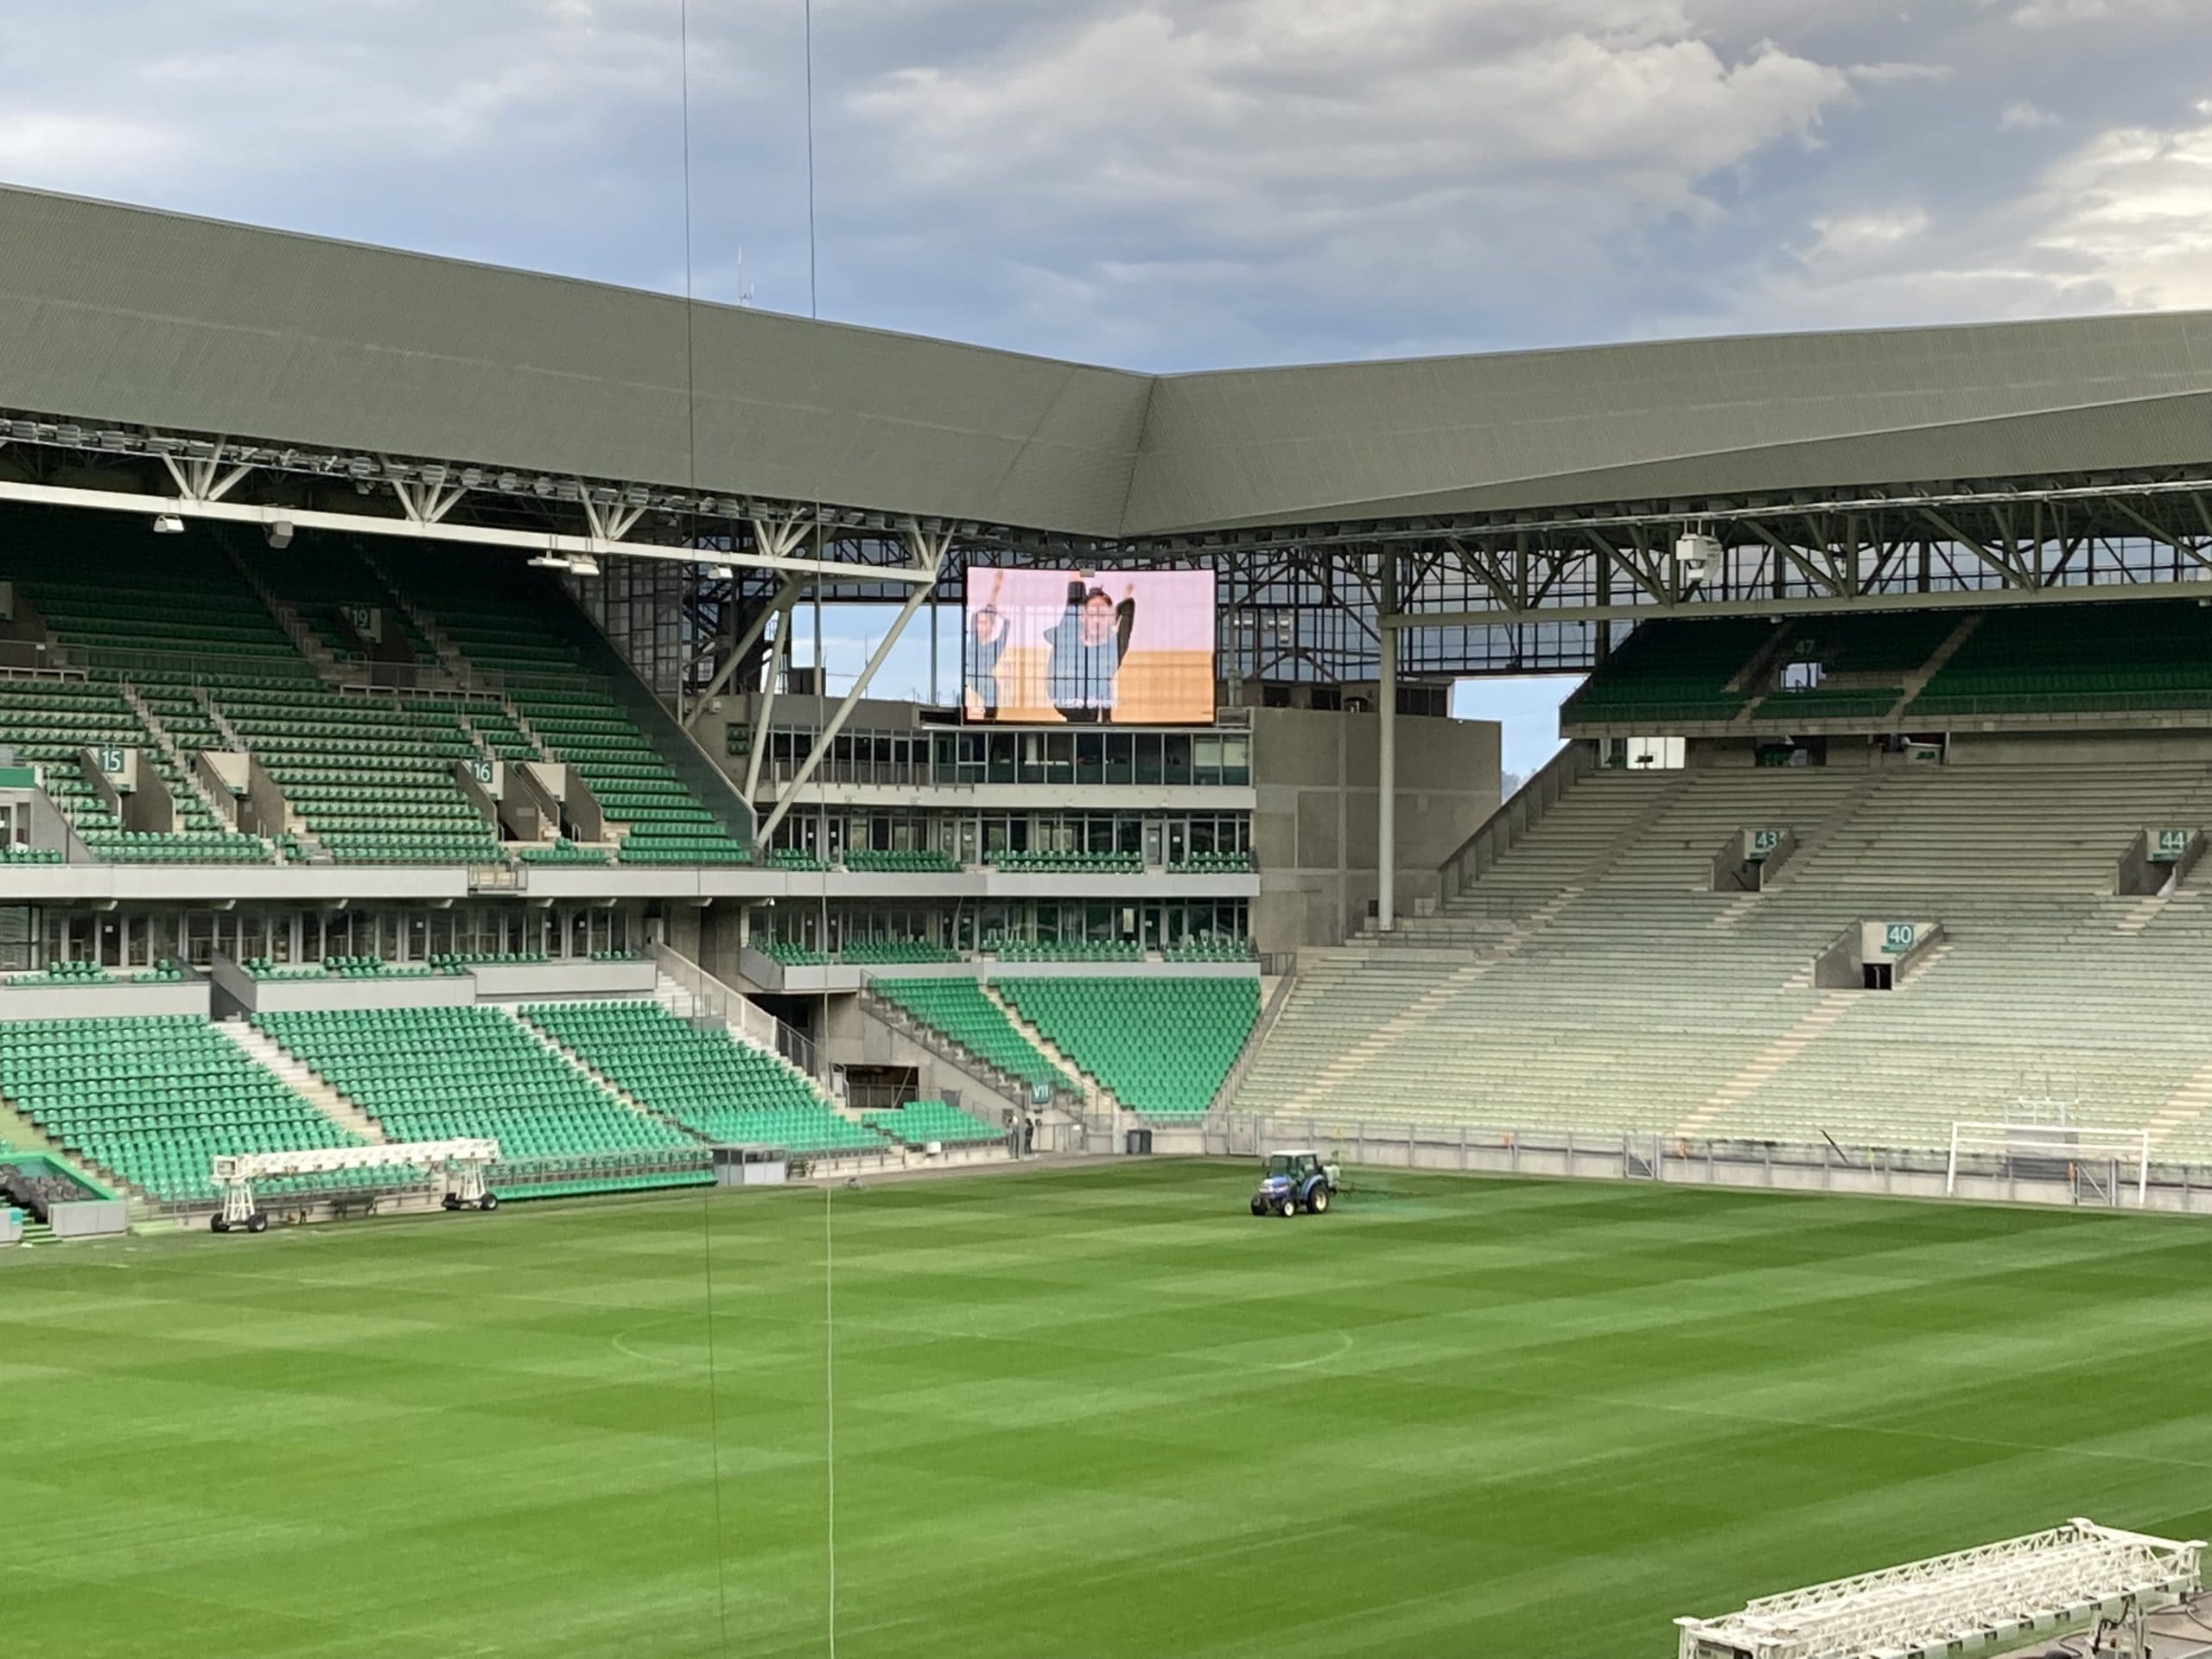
[151, 513, 185, 535]
[265, 520, 295, 550]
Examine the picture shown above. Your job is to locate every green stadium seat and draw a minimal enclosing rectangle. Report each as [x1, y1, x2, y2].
[523, 1001, 887, 1156]
[997, 978, 1258, 1119]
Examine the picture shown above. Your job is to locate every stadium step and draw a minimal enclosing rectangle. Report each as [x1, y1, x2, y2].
[1902, 612, 1985, 700]
[0, 1094, 68, 1160]
[498, 1004, 689, 1130]
[979, 982, 1118, 1111]
[219, 534, 343, 679]
[1675, 992, 1858, 1136]
[650, 968, 827, 1098]
[1710, 892, 1761, 930]
[2145, 1054, 2212, 1148]
[194, 687, 246, 751]
[119, 683, 226, 822]
[356, 546, 480, 690]
[1275, 957, 1495, 1118]
[213, 1020, 390, 1142]
[2115, 889, 2190, 934]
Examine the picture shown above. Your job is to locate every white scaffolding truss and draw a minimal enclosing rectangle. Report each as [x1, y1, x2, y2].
[1677, 1520, 2204, 1659]
[211, 1140, 499, 1230]
[1948, 1121, 2149, 1203]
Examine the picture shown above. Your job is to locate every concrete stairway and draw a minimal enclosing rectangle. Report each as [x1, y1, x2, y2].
[980, 982, 1120, 1113]
[495, 1005, 678, 1130]
[215, 1020, 387, 1142]
[1881, 613, 1984, 722]
[221, 539, 342, 679]
[120, 680, 258, 842]
[195, 688, 246, 751]
[1675, 992, 1856, 1136]
[1275, 957, 1492, 1118]
[651, 972, 826, 1100]
[2144, 1053, 2212, 1148]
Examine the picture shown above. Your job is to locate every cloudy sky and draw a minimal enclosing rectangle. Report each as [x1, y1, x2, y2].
[4, 0, 2209, 772]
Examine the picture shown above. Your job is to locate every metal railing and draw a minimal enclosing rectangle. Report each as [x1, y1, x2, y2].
[649, 942, 823, 1078]
[1198, 1114, 2212, 1214]
[855, 982, 1039, 1108]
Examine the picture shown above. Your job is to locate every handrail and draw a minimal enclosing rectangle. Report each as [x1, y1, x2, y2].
[855, 979, 1031, 1107]
[1440, 740, 1592, 902]
[649, 942, 823, 1078]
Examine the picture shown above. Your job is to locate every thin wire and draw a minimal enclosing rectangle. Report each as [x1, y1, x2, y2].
[699, 1160, 734, 1659]
[824, 1180, 838, 1659]
[678, 12, 733, 1653]
[804, 0, 819, 321]
[681, 0, 702, 493]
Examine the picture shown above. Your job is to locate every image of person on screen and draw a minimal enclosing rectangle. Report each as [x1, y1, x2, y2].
[963, 569, 1008, 719]
[1046, 578, 1135, 723]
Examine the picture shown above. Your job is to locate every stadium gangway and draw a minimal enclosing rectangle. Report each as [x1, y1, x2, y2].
[210, 1139, 499, 1231]
[1676, 1517, 2203, 1659]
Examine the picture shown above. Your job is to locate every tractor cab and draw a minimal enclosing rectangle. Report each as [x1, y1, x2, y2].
[1251, 1148, 1336, 1217]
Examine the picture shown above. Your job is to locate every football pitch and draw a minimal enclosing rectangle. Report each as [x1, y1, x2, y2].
[9, 1161, 2212, 1659]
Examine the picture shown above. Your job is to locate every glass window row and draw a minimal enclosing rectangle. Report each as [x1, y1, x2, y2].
[741, 726, 1252, 788]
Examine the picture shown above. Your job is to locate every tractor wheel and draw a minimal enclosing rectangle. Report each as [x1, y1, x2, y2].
[442, 1193, 462, 1212]
[1249, 1199, 1265, 1217]
[245, 1213, 269, 1235]
[209, 1216, 230, 1234]
[1277, 1193, 1298, 1218]
[1308, 1186, 1331, 1215]
[480, 1194, 499, 1212]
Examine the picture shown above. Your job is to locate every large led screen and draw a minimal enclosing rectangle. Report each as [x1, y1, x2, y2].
[963, 569, 1216, 725]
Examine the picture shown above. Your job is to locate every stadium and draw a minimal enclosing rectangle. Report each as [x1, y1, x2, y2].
[8, 174, 2212, 1659]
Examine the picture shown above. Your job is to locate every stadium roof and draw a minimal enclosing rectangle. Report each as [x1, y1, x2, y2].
[4, 183, 2212, 544]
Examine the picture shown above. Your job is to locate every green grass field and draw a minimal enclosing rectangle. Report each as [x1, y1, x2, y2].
[8, 1161, 2212, 1658]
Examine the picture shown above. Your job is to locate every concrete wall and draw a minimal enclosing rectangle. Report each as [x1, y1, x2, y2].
[1249, 706, 1500, 952]
[470, 959, 658, 1001]
[821, 996, 1029, 1124]
[0, 978, 213, 1020]
[1946, 727, 2212, 766]
[219, 969, 476, 1014]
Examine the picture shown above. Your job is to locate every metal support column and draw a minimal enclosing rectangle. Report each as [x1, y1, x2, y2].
[1377, 550, 1399, 934]
[743, 591, 800, 804]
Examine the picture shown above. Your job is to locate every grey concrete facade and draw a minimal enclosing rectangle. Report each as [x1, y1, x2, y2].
[1247, 707, 1501, 949]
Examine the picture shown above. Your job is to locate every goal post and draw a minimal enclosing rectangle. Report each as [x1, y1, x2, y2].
[209, 1139, 501, 1231]
[1677, 1517, 2203, 1659]
[1947, 1121, 2148, 1205]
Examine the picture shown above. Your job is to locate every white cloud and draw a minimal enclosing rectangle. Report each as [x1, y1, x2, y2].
[2000, 0, 2181, 26]
[2028, 107, 2212, 308]
[1799, 207, 1933, 264]
[1847, 60, 1955, 84]
[1999, 100, 2061, 130]
[836, 3, 1852, 360]
[1690, 95, 2212, 335]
